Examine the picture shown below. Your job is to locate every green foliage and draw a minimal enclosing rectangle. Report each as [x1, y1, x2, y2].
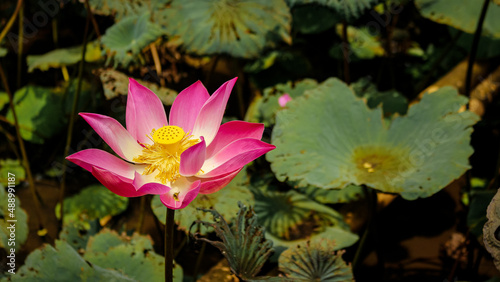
[13, 240, 134, 281]
[0, 48, 6, 57]
[197, 203, 274, 280]
[267, 78, 479, 200]
[335, 25, 385, 59]
[466, 179, 496, 238]
[0, 160, 25, 185]
[26, 41, 102, 72]
[279, 240, 354, 281]
[55, 185, 128, 224]
[0, 91, 7, 111]
[59, 220, 99, 251]
[351, 77, 408, 116]
[0, 185, 28, 250]
[101, 13, 163, 67]
[89, 0, 156, 20]
[415, 0, 500, 38]
[151, 169, 254, 235]
[84, 229, 183, 282]
[6, 86, 65, 144]
[161, 0, 292, 58]
[286, 0, 378, 20]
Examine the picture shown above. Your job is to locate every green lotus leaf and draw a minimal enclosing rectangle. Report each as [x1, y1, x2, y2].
[55, 185, 128, 224]
[96, 68, 177, 105]
[151, 169, 253, 235]
[0, 91, 7, 111]
[59, 220, 99, 251]
[101, 12, 163, 67]
[286, 0, 378, 20]
[279, 239, 354, 281]
[13, 240, 134, 281]
[0, 160, 25, 185]
[466, 179, 495, 238]
[252, 187, 357, 249]
[197, 203, 274, 280]
[6, 86, 65, 144]
[298, 184, 364, 204]
[0, 184, 28, 249]
[245, 79, 318, 126]
[415, 0, 500, 38]
[84, 229, 183, 282]
[0, 47, 6, 57]
[160, 0, 292, 59]
[267, 78, 479, 200]
[292, 4, 341, 34]
[483, 188, 500, 271]
[26, 41, 102, 72]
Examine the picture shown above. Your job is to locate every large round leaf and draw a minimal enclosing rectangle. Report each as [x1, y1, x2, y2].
[267, 78, 479, 200]
[160, 0, 291, 59]
[151, 169, 254, 235]
[0, 184, 28, 249]
[415, 0, 500, 38]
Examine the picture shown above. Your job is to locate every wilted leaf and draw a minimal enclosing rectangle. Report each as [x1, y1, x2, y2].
[89, 0, 154, 20]
[6, 86, 65, 144]
[161, 0, 291, 59]
[484, 188, 500, 271]
[101, 13, 163, 67]
[286, 0, 378, 20]
[0, 184, 28, 249]
[279, 239, 354, 281]
[84, 229, 183, 282]
[415, 0, 500, 38]
[197, 203, 274, 280]
[14, 240, 134, 281]
[55, 185, 128, 224]
[335, 25, 385, 59]
[267, 78, 479, 200]
[95, 68, 177, 105]
[151, 169, 254, 235]
[0, 160, 25, 185]
[26, 41, 101, 72]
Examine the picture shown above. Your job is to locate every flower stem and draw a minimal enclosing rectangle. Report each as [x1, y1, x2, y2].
[165, 208, 175, 282]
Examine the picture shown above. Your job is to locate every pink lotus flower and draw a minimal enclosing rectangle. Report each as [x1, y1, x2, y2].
[278, 93, 292, 107]
[67, 78, 275, 209]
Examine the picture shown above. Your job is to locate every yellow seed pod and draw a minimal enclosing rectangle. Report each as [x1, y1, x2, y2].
[153, 125, 185, 145]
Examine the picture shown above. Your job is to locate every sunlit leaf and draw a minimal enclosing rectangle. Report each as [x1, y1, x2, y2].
[286, 0, 378, 20]
[0, 184, 28, 250]
[151, 169, 254, 235]
[415, 0, 500, 38]
[96, 69, 177, 105]
[84, 229, 183, 282]
[335, 25, 385, 59]
[101, 12, 163, 67]
[55, 185, 128, 224]
[483, 188, 500, 271]
[161, 0, 292, 58]
[13, 240, 134, 281]
[245, 79, 318, 126]
[26, 41, 102, 72]
[279, 240, 354, 281]
[0, 160, 25, 185]
[267, 78, 479, 200]
[197, 203, 274, 280]
[6, 86, 65, 144]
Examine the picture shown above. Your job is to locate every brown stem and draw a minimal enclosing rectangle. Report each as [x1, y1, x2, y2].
[165, 208, 175, 282]
[0, 0, 24, 44]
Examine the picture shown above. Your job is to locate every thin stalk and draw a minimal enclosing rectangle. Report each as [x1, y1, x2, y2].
[136, 196, 146, 233]
[0, 64, 44, 230]
[465, 0, 490, 98]
[192, 241, 207, 281]
[58, 0, 91, 229]
[165, 208, 175, 282]
[341, 20, 350, 85]
[149, 43, 164, 86]
[0, 0, 24, 44]
[16, 3, 23, 90]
